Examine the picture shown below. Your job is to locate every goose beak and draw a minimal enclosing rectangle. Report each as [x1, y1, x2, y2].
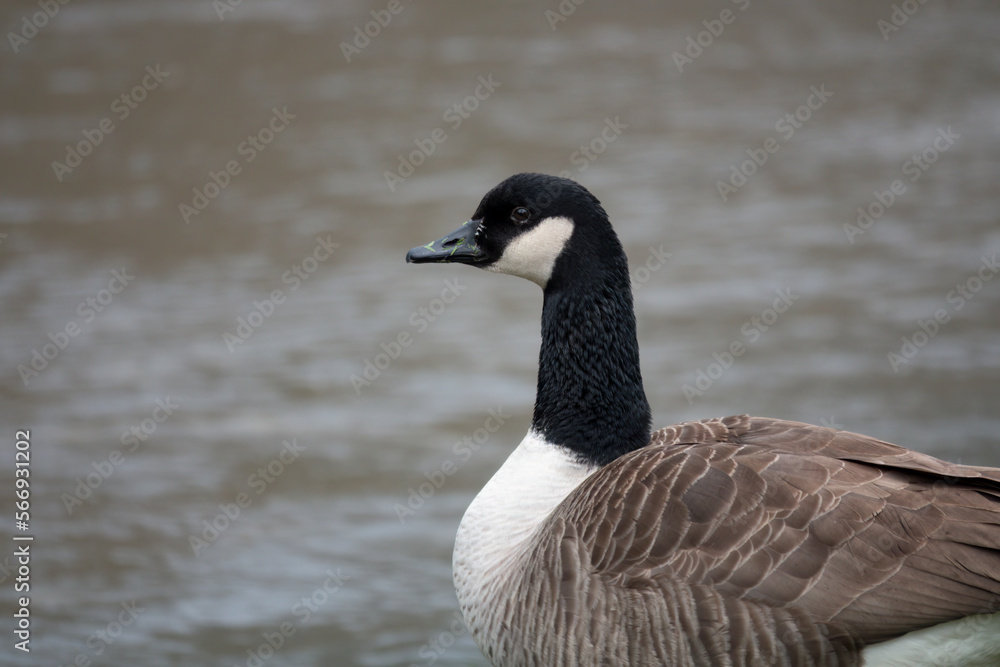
[406, 220, 487, 265]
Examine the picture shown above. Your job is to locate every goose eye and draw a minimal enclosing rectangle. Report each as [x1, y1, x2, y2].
[511, 207, 530, 224]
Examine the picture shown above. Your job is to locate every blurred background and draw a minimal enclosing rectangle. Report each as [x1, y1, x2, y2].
[1, 0, 998, 665]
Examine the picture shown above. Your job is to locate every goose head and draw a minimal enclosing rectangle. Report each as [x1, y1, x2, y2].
[406, 172, 627, 292]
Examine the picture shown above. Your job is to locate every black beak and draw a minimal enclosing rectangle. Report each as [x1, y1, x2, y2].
[406, 220, 487, 264]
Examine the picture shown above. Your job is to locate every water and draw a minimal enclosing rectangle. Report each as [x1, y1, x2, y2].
[0, 1, 998, 665]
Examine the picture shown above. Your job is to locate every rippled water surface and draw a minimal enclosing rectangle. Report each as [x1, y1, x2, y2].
[1, 1, 999, 665]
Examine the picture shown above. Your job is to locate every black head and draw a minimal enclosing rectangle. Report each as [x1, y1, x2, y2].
[406, 173, 625, 291]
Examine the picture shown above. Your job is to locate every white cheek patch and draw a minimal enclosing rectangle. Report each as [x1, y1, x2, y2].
[485, 216, 575, 288]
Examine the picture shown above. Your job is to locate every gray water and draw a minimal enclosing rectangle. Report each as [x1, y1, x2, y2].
[1, 1, 999, 665]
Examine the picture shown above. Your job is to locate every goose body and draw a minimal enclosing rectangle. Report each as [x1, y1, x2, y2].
[406, 173, 1000, 666]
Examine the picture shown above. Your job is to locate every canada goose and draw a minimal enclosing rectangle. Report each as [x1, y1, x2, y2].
[405, 173, 1000, 666]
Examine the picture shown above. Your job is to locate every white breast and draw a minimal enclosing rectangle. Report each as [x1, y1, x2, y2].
[453, 430, 596, 628]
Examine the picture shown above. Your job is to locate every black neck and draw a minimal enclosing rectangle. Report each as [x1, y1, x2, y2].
[531, 241, 652, 467]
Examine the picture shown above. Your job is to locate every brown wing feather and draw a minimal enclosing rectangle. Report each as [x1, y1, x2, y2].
[530, 415, 1000, 665]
